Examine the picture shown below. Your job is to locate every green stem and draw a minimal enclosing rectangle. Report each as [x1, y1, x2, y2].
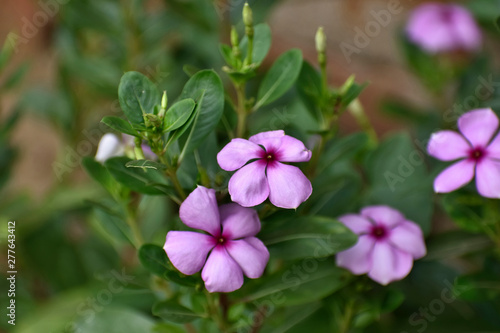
[157, 153, 187, 201]
[339, 299, 355, 333]
[125, 202, 144, 248]
[205, 291, 229, 332]
[348, 99, 378, 146]
[235, 83, 247, 138]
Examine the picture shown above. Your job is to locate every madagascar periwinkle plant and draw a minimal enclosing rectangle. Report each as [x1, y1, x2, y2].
[5, 1, 494, 332]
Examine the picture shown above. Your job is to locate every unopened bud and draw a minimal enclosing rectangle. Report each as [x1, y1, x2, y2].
[161, 91, 168, 110]
[231, 26, 239, 47]
[315, 27, 326, 54]
[243, 3, 253, 27]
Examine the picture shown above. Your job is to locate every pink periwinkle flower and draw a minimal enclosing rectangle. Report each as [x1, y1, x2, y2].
[406, 3, 481, 54]
[217, 130, 312, 209]
[164, 186, 270, 293]
[428, 108, 500, 198]
[95, 133, 156, 162]
[336, 206, 426, 285]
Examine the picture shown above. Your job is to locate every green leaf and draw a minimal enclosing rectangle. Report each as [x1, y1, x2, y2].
[219, 43, 239, 68]
[240, 23, 272, 66]
[296, 60, 323, 121]
[255, 49, 303, 109]
[260, 216, 357, 260]
[152, 300, 204, 324]
[126, 159, 167, 170]
[178, 70, 224, 157]
[163, 98, 196, 132]
[236, 259, 351, 308]
[118, 71, 160, 126]
[138, 244, 170, 276]
[73, 307, 155, 333]
[81, 156, 115, 192]
[363, 133, 433, 234]
[340, 81, 368, 111]
[105, 156, 171, 195]
[101, 116, 140, 136]
[1, 62, 29, 90]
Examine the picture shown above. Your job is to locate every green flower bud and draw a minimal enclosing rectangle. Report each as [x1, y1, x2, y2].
[315, 27, 326, 54]
[243, 3, 253, 27]
[161, 91, 168, 110]
[231, 26, 239, 47]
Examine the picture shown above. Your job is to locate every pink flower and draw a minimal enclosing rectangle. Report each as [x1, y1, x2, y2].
[95, 134, 156, 162]
[164, 186, 269, 293]
[428, 109, 500, 198]
[217, 130, 312, 209]
[336, 206, 426, 285]
[406, 3, 481, 54]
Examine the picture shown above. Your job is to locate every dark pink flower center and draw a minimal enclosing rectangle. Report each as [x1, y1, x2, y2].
[370, 225, 388, 240]
[217, 236, 227, 245]
[439, 7, 454, 23]
[468, 147, 486, 162]
[258, 148, 280, 165]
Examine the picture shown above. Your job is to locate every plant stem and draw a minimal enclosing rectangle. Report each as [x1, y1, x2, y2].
[348, 99, 378, 146]
[157, 153, 187, 201]
[235, 83, 247, 138]
[205, 291, 229, 332]
[125, 201, 144, 248]
[339, 299, 355, 333]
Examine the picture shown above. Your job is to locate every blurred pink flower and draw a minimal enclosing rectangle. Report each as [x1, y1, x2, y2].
[406, 3, 481, 53]
[428, 108, 500, 198]
[336, 206, 426, 285]
[217, 130, 312, 209]
[164, 186, 269, 293]
[95, 133, 156, 162]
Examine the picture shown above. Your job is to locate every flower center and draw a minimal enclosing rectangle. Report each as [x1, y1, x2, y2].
[468, 147, 486, 162]
[370, 225, 388, 240]
[217, 237, 226, 245]
[439, 7, 454, 23]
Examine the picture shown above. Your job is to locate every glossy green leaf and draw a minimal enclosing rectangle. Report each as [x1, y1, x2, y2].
[178, 70, 224, 157]
[240, 23, 272, 66]
[101, 116, 140, 137]
[255, 49, 303, 109]
[152, 300, 204, 323]
[118, 71, 160, 126]
[105, 156, 171, 195]
[260, 216, 357, 260]
[340, 81, 368, 111]
[74, 307, 155, 332]
[138, 244, 170, 276]
[163, 98, 196, 132]
[81, 156, 115, 192]
[296, 60, 323, 121]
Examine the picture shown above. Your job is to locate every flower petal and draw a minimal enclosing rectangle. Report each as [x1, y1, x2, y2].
[458, 109, 499, 147]
[202, 246, 244, 293]
[475, 159, 500, 198]
[95, 134, 125, 162]
[451, 5, 482, 51]
[433, 160, 475, 193]
[360, 205, 405, 228]
[217, 138, 263, 171]
[275, 135, 312, 163]
[249, 130, 285, 152]
[179, 186, 221, 236]
[368, 242, 413, 285]
[338, 214, 374, 235]
[226, 237, 269, 279]
[164, 231, 215, 275]
[427, 130, 470, 161]
[389, 221, 426, 259]
[220, 203, 261, 239]
[267, 162, 312, 209]
[228, 161, 269, 207]
[336, 235, 375, 275]
[486, 132, 500, 159]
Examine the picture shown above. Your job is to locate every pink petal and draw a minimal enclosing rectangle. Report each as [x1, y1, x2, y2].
[95, 134, 125, 162]
[336, 235, 375, 274]
[433, 159, 475, 193]
[338, 214, 374, 235]
[368, 242, 413, 285]
[389, 221, 426, 259]
[249, 130, 285, 152]
[164, 231, 216, 275]
[225, 237, 269, 279]
[267, 162, 312, 209]
[360, 206, 405, 228]
[486, 132, 500, 159]
[220, 203, 261, 239]
[427, 131, 470, 161]
[202, 246, 244, 293]
[458, 109, 499, 147]
[275, 135, 312, 163]
[475, 159, 500, 198]
[228, 161, 269, 207]
[217, 138, 263, 171]
[451, 5, 482, 51]
[179, 186, 221, 236]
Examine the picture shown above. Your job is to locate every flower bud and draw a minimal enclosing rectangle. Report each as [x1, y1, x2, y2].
[231, 26, 239, 47]
[315, 27, 326, 54]
[161, 91, 168, 110]
[243, 3, 253, 27]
